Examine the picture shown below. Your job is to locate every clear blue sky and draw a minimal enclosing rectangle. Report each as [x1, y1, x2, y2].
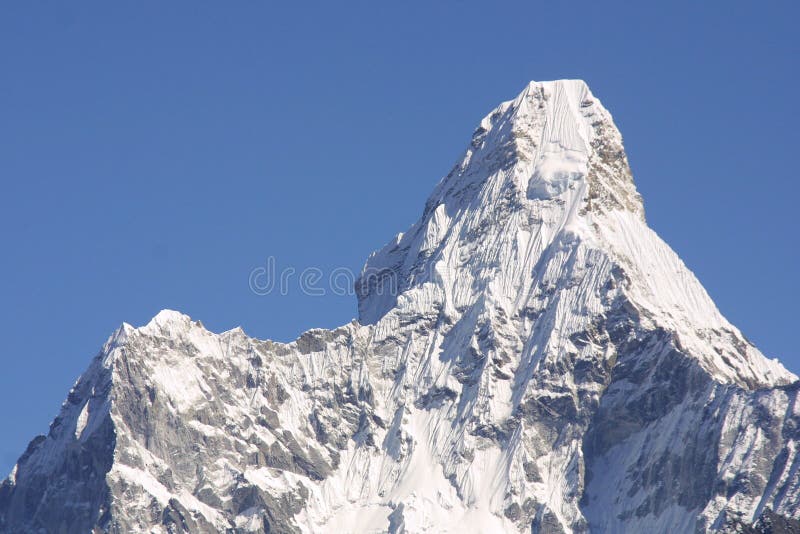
[1, 1, 797, 474]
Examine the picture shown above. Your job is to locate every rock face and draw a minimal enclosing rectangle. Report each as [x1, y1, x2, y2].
[1, 80, 799, 533]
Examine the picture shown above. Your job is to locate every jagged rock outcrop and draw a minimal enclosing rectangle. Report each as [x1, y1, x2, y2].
[1, 80, 798, 533]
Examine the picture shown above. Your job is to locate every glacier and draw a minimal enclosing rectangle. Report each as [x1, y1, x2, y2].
[1, 80, 799, 533]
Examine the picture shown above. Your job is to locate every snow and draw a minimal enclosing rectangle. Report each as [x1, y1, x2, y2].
[6, 80, 799, 533]
[74, 401, 89, 440]
[110, 463, 173, 505]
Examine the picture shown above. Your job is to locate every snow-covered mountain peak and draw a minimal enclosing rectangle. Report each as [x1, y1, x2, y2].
[136, 309, 203, 340]
[146, 308, 191, 327]
[357, 80, 791, 388]
[440, 78, 644, 217]
[3, 81, 799, 534]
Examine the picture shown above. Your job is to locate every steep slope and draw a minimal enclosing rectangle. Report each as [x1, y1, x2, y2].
[1, 80, 798, 533]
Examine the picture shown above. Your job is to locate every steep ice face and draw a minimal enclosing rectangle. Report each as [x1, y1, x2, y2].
[1, 80, 798, 534]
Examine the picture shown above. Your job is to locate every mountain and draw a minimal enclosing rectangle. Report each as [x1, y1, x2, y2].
[2, 80, 799, 534]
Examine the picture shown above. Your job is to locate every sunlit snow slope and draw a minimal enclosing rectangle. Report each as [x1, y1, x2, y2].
[2, 80, 799, 534]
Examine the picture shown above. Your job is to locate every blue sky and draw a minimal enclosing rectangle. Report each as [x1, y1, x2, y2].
[1, 1, 797, 474]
